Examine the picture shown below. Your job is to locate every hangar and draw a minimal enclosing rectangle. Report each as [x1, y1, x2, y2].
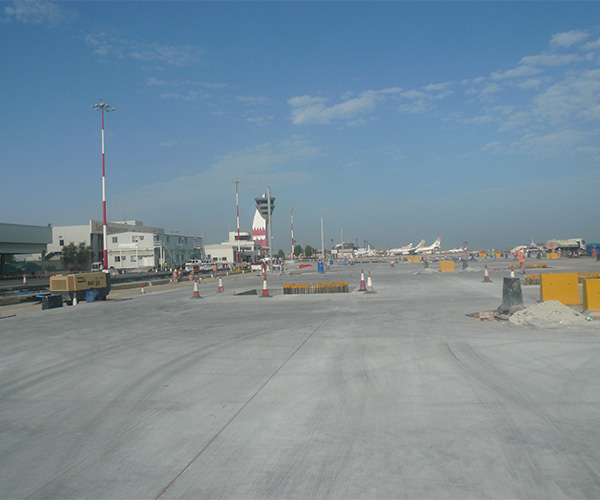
[0, 223, 52, 275]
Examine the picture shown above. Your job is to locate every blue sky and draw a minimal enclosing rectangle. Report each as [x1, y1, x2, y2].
[1, 1, 600, 251]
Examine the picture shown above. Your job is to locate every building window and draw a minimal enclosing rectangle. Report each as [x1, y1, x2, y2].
[112, 237, 118, 243]
[115, 256, 120, 262]
[139, 235, 144, 240]
[131, 255, 137, 262]
[59, 239, 64, 246]
[132, 236, 138, 242]
[122, 256, 127, 261]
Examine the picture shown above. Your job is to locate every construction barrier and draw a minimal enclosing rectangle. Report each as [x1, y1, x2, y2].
[407, 256, 420, 263]
[546, 253, 559, 260]
[283, 282, 349, 294]
[540, 273, 580, 305]
[583, 279, 600, 311]
[524, 263, 547, 268]
[525, 272, 600, 286]
[439, 260, 455, 273]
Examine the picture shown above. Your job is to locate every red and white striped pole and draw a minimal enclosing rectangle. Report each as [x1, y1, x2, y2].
[93, 100, 115, 272]
[290, 207, 295, 261]
[234, 179, 241, 264]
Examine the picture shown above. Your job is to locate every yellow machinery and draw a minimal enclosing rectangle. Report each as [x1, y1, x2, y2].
[49, 272, 111, 304]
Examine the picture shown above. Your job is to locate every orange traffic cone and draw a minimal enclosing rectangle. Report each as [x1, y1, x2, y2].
[483, 265, 491, 283]
[217, 274, 224, 293]
[367, 272, 374, 293]
[261, 271, 270, 297]
[192, 280, 200, 298]
[359, 269, 367, 292]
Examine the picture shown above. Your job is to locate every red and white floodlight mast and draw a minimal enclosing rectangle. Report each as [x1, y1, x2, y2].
[234, 179, 241, 263]
[92, 100, 115, 271]
[290, 207, 295, 261]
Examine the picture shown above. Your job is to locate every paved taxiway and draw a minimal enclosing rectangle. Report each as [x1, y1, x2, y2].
[2, 259, 600, 499]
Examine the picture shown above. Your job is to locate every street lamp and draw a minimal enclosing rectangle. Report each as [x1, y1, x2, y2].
[92, 100, 116, 271]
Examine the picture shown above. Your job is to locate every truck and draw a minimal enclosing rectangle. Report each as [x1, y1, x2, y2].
[546, 238, 586, 257]
[49, 272, 111, 304]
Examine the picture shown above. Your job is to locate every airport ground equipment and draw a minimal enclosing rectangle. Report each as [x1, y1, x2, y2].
[49, 272, 111, 304]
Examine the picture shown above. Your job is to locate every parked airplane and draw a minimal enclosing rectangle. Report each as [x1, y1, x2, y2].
[389, 239, 425, 255]
[415, 237, 442, 254]
[511, 236, 544, 255]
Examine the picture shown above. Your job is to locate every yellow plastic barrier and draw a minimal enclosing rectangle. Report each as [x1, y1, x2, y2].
[540, 273, 580, 305]
[583, 279, 600, 311]
[407, 256, 420, 263]
[546, 253, 559, 260]
[439, 260, 455, 273]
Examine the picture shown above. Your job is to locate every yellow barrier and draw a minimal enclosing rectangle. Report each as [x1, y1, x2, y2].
[407, 256, 420, 263]
[283, 282, 349, 294]
[439, 260, 455, 273]
[540, 273, 580, 305]
[546, 253, 559, 260]
[583, 279, 600, 311]
[496, 253, 502, 259]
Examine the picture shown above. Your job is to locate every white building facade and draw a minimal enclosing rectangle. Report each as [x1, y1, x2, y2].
[205, 232, 261, 264]
[47, 220, 202, 271]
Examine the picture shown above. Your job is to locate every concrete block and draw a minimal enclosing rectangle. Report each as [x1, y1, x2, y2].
[583, 279, 600, 311]
[540, 273, 581, 305]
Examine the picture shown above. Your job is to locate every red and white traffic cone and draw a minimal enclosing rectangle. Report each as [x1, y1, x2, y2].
[391, 261, 395, 268]
[217, 274, 224, 293]
[192, 280, 200, 298]
[510, 266, 515, 278]
[261, 271, 270, 297]
[22, 275, 27, 285]
[367, 272, 374, 293]
[359, 269, 367, 292]
[140, 284, 145, 294]
[483, 265, 491, 283]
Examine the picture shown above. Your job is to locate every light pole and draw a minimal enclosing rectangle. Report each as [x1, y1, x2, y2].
[233, 179, 241, 263]
[92, 100, 115, 271]
[290, 207, 294, 261]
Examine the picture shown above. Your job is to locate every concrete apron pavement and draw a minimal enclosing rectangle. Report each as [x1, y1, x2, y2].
[1, 261, 600, 499]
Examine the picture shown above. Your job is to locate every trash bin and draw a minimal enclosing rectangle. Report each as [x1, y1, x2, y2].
[42, 295, 63, 310]
[86, 290, 100, 302]
[318, 262, 324, 273]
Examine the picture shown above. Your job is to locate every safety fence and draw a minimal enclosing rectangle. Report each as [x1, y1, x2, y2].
[525, 272, 600, 286]
[283, 281, 349, 294]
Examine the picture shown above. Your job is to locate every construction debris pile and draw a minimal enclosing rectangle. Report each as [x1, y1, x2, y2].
[509, 300, 591, 328]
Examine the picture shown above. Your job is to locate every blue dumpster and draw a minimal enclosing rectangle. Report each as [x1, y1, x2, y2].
[318, 262, 324, 273]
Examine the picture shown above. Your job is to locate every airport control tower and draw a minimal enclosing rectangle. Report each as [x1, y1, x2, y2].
[254, 190, 275, 260]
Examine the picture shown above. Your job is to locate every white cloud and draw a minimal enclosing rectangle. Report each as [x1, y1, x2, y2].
[289, 91, 380, 125]
[480, 141, 500, 152]
[84, 31, 204, 66]
[583, 38, 600, 51]
[236, 96, 269, 105]
[520, 53, 581, 67]
[491, 65, 542, 81]
[1, 0, 72, 25]
[146, 77, 168, 87]
[550, 29, 590, 48]
[515, 79, 543, 90]
[510, 129, 591, 155]
[160, 90, 201, 101]
[112, 138, 320, 213]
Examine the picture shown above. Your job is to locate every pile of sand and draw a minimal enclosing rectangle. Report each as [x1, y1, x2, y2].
[509, 300, 591, 328]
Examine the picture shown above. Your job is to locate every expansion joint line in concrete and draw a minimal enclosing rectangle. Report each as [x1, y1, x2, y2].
[153, 314, 333, 500]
